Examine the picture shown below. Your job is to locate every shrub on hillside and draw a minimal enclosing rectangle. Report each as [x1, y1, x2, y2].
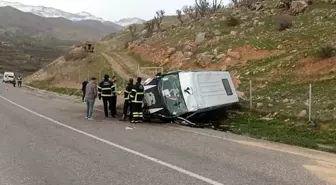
[226, 16, 239, 27]
[143, 20, 155, 37]
[128, 24, 136, 42]
[318, 45, 336, 58]
[306, 0, 313, 5]
[124, 41, 130, 49]
[239, 0, 258, 9]
[278, 14, 293, 31]
[176, 9, 183, 25]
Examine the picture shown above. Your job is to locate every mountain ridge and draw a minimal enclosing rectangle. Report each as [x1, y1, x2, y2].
[0, 0, 146, 28]
[0, 0, 105, 22]
[0, 6, 122, 41]
[115, 17, 146, 26]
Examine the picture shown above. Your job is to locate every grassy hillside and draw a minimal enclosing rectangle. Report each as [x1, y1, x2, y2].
[0, 6, 124, 76]
[27, 0, 336, 151]
[25, 43, 126, 94]
[0, 34, 77, 76]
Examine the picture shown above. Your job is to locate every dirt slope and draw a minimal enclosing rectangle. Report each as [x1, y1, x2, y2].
[101, 52, 133, 80]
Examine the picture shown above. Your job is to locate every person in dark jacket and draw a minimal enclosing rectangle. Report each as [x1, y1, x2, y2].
[17, 76, 22, 88]
[12, 77, 16, 87]
[129, 77, 144, 123]
[111, 76, 117, 116]
[81, 79, 88, 102]
[97, 74, 116, 118]
[122, 78, 133, 121]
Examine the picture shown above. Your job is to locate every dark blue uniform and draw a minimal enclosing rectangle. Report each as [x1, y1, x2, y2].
[122, 82, 134, 120]
[98, 79, 116, 117]
[129, 82, 144, 123]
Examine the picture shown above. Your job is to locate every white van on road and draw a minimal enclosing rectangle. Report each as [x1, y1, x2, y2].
[3, 72, 15, 83]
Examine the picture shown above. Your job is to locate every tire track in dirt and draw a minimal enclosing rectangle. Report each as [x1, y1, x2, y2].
[110, 52, 150, 79]
[101, 52, 133, 80]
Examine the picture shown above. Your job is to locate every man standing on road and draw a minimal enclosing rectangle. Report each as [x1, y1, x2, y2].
[111, 76, 118, 116]
[129, 77, 144, 123]
[122, 78, 133, 121]
[81, 79, 88, 102]
[12, 77, 16, 87]
[85, 77, 97, 120]
[17, 76, 22, 88]
[98, 74, 116, 118]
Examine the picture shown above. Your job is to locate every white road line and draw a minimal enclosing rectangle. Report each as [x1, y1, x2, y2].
[0, 95, 224, 185]
[19, 88, 106, 112]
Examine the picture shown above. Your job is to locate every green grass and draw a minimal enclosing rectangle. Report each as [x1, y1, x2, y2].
[27, 80, 82, 97]
[98, 2, 336, 152]
[227, 111, 336, 153]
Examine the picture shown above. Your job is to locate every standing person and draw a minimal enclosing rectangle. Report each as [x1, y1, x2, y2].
[129, 77, 144, 123]
[85, 77, 97, 120]
[111, 76, 118, 116]
[17, 76, 22, 88]
[81, 79, 88, 102]
[12, 77, 16, 87]
[122, 78, 133, 121]
[97, 74, 116, 118]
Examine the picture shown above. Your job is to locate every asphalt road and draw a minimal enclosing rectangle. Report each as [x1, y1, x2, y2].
[0, 82, 335, 185]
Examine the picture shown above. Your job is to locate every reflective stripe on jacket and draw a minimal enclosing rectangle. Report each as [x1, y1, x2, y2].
[129, 82, 144, 103]
[97, 79, 116, 97]
[124, 83, 133, 100]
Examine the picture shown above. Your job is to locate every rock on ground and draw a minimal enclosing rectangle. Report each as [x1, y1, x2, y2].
[196, 52, 215, 67]
[297, 110, 307, 118]
[290, 1, 308, 15]
[227, 49, 241, 59]
[195, 32, 206, 44]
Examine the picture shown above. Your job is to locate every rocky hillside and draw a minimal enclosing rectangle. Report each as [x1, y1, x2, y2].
[125, 0, 335, 121]
[28, 0, 336, 122]
[25, 0, 336, 151]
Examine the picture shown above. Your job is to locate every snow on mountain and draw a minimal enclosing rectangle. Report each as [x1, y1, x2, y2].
[0, 0, 105, 22]
[115, 17, 146, 27]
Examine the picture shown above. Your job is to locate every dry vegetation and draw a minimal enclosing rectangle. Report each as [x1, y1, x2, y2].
[101, 0, 336, 151]
[27, 0, 336, 151]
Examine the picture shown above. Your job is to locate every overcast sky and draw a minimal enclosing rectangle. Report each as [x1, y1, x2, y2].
[6, 0, 230, 22]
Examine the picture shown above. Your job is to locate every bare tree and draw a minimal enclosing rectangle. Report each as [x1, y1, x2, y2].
[176, 9, 183, 24]
[195, 0, 210, 17]
[182, 5, 198, 21]
[182, 5, 192, 17]
[156, 10, 165, 21]
[143, 20, 155, 37]
[210, 0, 223, 13]
[128, 24, 136, 42]
[231, 0, 239, 7]
[154, 10, 165, 32]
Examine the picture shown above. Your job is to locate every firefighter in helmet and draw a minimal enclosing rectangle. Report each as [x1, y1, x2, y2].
[129, 77, 144, 123]
[121, 78, 134, 121]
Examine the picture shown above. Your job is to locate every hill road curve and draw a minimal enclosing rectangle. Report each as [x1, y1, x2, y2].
[0, 82, 335, 185]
